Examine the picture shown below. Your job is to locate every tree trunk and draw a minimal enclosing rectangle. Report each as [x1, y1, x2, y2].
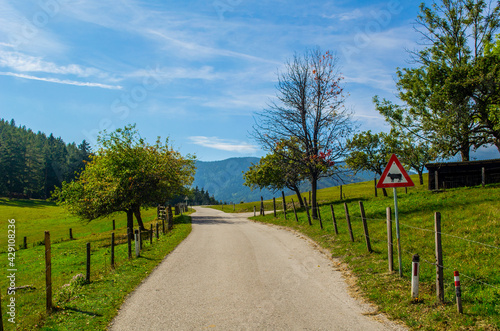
[382, 188, 388, 197]
[418, 171, 424, 185]
[133, 205, 146, 231]
[290, 185, 305, 208]
[126, 209, 134, 233]
[460, 148, 470, 162]
[311, 177, 318, 219]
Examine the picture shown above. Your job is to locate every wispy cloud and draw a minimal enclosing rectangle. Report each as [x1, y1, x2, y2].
[188, 136, 258, 153]
[0, 72, 122, 89]
[0, 51, 114, 78]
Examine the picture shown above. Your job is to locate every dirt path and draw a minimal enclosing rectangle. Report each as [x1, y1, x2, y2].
[109, 207, 405, 330]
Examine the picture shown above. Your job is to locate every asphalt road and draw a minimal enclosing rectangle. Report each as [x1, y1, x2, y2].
[109, 207, 405, 331]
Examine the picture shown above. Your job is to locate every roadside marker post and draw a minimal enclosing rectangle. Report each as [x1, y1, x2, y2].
[411, 254, 420, 299]
[454, 271, 463, 314]
[377, 154, 414, 277]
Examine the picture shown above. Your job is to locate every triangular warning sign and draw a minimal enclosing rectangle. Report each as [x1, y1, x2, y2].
[377, 154, 415, 188]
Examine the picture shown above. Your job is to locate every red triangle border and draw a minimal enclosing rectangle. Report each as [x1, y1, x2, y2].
[377, 154, 415, 188]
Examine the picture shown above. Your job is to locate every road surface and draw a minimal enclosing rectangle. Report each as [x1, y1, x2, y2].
[110, 207, 404, 330]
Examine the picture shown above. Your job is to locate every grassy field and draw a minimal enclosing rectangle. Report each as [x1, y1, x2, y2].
[0, 199, 192, 330]
[214, 174, 500, 330]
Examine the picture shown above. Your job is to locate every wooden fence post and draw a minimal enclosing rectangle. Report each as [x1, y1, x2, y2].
[387, 207, 393, 272]
[340, 185, 343, 200]
[86, 242, 91, 283]
[317, 204, 324, 229]
[260, 196, 265, 216]
[330, 205, 338, 234]
[359, 201, 372, 253]
[374, 178, 378, 197]
[127, 227, 132, 260]
[304, 200, 312, 226]
[253, 206, 256, 217]
[435, 212, 444, 303]
[482, 167, 486, 187]
[344, 203, 354, 242]
[162, 219, 165, 235]
[69, 228, 73, 240]
[0, 291, 3, 331]
[282, 191, 287, 220]
[113, 219, 116, 231]
[291, 199, 299, 223]
[135, 230, 140, 257]
[156, 222, 159, 240]
[273, 197, 276, 217]
[23, 236, 27, 249]
[45, 231, 52, 313]
[167, 205, 173, 230]
[111, 232, 115, 269]
[435, 171, 439, 190]
[150, 224, 153, 245]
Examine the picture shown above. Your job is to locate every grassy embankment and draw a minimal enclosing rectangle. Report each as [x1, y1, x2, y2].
[0, 198, 192, 330]
[215, 174, 500, 330]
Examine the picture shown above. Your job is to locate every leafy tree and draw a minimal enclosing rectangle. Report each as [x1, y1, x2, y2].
[53, 125, 195, 230]
[243, 139, 307, 207]
[396, 132, 436, 185]
[252, 49, 354, 217]
[375, 0, 500, 161]
[345, 131, 397, 196]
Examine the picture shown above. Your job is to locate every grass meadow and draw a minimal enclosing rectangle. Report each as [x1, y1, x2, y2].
[0, 199, 192, 330]
[216, 173, 500, 330]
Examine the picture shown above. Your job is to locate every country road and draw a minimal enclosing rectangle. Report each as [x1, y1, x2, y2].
[109, 207, 405, 331]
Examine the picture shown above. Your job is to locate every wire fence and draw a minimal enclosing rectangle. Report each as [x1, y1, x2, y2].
[276, 198, 500, 303]
[0, 205, 184, 329]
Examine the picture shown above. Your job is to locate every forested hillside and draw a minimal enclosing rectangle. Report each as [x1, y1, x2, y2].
[0, 119, 91, 198]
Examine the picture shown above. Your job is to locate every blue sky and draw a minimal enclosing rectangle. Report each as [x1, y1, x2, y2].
[1, 0, 498, 161]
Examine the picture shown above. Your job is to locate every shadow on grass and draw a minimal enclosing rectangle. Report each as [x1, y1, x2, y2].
[59, 306, 103, 317]
[173, 215, 192, 225]
[0, 198, 56, 208]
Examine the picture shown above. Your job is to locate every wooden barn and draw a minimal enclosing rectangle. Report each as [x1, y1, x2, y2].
[425, 159, 500, 190]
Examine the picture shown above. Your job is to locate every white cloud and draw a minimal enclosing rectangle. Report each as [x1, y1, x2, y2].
[0, 72, 122, 90]
[188, 136, 258, 153]
[0, 51, 107, 77]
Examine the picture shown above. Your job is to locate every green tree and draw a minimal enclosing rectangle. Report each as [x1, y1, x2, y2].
[53, 125, 195, 230]
[252, 49, 354, 218]
[375, 0, 500, 161]
[244, 139, 307, 207]
[345, 131, 397, 196]
[397, 133, 436, 185]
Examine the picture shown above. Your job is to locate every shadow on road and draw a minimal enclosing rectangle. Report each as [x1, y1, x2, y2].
[191, 216, 236, 225]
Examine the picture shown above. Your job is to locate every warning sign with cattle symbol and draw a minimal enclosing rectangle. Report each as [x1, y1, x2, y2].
[377, 154, 415, 188]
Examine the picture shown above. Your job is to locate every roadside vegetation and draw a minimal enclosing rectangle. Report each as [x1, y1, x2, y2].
[215, 174, 500, 330]
[0, 198, 192, 330]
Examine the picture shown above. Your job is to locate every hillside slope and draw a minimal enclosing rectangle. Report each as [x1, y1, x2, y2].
[193, 157, 378, 203]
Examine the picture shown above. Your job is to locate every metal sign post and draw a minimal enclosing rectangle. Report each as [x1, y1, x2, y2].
[377, 154, 414, 277]
[393, 187, 402, 277]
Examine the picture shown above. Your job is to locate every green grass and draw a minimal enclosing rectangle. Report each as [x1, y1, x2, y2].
[0, 199, 192, 330]
[216, 174, 500, 330]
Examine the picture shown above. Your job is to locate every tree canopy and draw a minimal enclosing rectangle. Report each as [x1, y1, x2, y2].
[53, 125, 195, 230]
[375, 0, 500, 161]
[244, 138, 307, 207]
[252, 49, 355, 218]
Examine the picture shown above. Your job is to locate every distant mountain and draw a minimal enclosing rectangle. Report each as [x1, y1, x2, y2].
[192, 157, 378, 203]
